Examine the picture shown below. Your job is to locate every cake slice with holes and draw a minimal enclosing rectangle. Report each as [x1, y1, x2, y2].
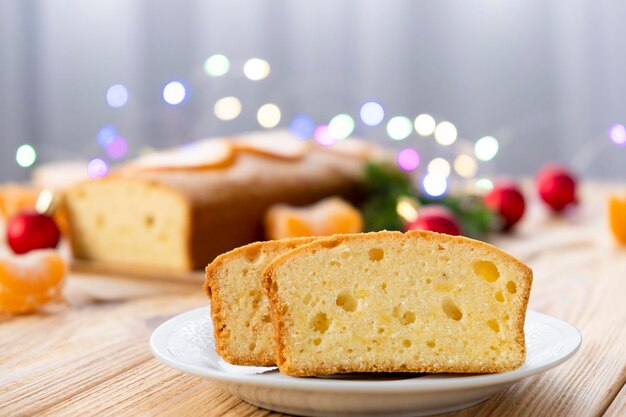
[204, 237, 316, 366]
[262, 230, 532, 377]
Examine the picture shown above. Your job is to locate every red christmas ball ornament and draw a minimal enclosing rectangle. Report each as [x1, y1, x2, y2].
[6, 211, 61, 255]
[407, 205, 462, 236]
[536, 165, 578, 212]
[484, 181, 526, 231]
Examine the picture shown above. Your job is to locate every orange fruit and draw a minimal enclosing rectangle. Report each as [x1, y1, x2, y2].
[609, 195, 626, 245]
[0, 250, 66, 314]
[265, 197, 363, 240]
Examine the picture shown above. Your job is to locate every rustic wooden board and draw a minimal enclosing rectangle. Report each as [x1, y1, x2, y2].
[1, 183, 625, 417]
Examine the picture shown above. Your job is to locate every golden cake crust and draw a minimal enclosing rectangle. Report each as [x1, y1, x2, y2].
[204, 237, 316, 366]
[262, 230, 533, 377]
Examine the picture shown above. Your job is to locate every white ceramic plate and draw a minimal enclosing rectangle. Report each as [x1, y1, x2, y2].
[150, 308, 581, 417]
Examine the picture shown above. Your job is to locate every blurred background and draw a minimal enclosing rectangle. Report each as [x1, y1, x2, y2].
[1, 0, 625, 182]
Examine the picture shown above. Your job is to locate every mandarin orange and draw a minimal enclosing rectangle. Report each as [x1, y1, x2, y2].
[609, 195, 626, 245]
[264, 197, 363, 240]
[0, 250, 66, 314]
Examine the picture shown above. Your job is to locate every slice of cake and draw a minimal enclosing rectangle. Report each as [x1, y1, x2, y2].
[262, 230, 532, 377]
[204, 237, 316, 366]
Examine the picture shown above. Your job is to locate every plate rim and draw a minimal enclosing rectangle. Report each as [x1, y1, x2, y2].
[150, 307, 581, 393]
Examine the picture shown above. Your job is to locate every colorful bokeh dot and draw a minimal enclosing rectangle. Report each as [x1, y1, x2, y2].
[360, 102, 385, 126]
[386, 116, 413, 140]
[609, 124, 626, 146]
[397, 148, 420, 171]
[289, 115, 315, 139]
[87, 158, 109, 178]
[16, 144, 36, 168]
[314, 125, 335, 147]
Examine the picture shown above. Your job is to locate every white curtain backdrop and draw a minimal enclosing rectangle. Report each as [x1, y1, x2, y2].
[1, 0, 625, 181]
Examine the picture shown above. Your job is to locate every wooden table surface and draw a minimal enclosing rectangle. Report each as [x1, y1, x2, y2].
[1, 183, 625, 417]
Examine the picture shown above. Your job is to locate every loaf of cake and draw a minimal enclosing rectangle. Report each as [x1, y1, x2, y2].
[63, 131, 377, 271]
[263, 230, 532, 376]
[204, 237, 316, 366]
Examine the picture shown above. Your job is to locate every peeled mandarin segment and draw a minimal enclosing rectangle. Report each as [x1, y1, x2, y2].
[0, 251, 66, 314]
[324, 202, 363, 235]
[285, 215, 314, 238]
[264, 197, 363, 239]
[609, 195, 626, 244]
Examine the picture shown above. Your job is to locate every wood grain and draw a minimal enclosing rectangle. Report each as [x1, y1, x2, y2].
[1, 182, 625, 417]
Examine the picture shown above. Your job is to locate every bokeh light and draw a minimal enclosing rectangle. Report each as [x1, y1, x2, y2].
[474, 136, 499, 161]
[203, 54, 230, 77]
[476, 178, 494, 191]
[453, 154, 478, 178]
[16, 144, 36, 168]
[106, 84, 128, 108]
[289, 114, 315, 139]
[397, 148, 420, 171]
[427, 158, 451, 177]
[360, 102, 385, 126]
[163, 81, 186, 105]
[414, 114, 436, 136]
[328, 114, 355, 140]
[214, 96, 242, 120]
[314, 125, 335, 147]
[97, 125, 117, 147]
[609, 124, 626, 146]
[243, 58, 271, 80]
[434, 121, 457, 146]
[105, 136, 128, 159]
[396, 196, 419, 223]
[257, 103, 281, 128]
[386, 116, 413, 140]
[422, 172, 448, 197]
[87, 158, 109, 178]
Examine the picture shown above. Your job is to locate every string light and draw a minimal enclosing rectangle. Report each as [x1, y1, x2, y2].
[289, 115, 315, 139]
[203, 54, 230, 77]
[97, 125, 117, 148]
[105, 136, 128, 159]
[243, 58, 270, 80]
[474, 136, 499, 161]
[476, 178, 494, 191]
[453, 154, 478, 178]
[427, 158, 451, 177]
[328, 114, 355, 140]
[386, 116, 413, 140]
[16, 144, 36, 168]
[87, 158, 108, 178]
[422, 172, 448, 197]
[162, 81, 186, 105]
[257, 103, 281, 128]
[106, 84, 128, 108]
[314, 125, 335, 147]
[609, 124, 626, 146]
[214, 96, 241, 120]
[360, 102, 384, 126]
[397, 148, 420, 171]
[414, 114, 436, 136]
[434, 121, 457, 146]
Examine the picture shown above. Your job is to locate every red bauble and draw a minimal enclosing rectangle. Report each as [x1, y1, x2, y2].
[407, 205, 462, 236]
[6, 211, 61, 254]
[484, 181, 526, 231]
[536, 165, 578, 212]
